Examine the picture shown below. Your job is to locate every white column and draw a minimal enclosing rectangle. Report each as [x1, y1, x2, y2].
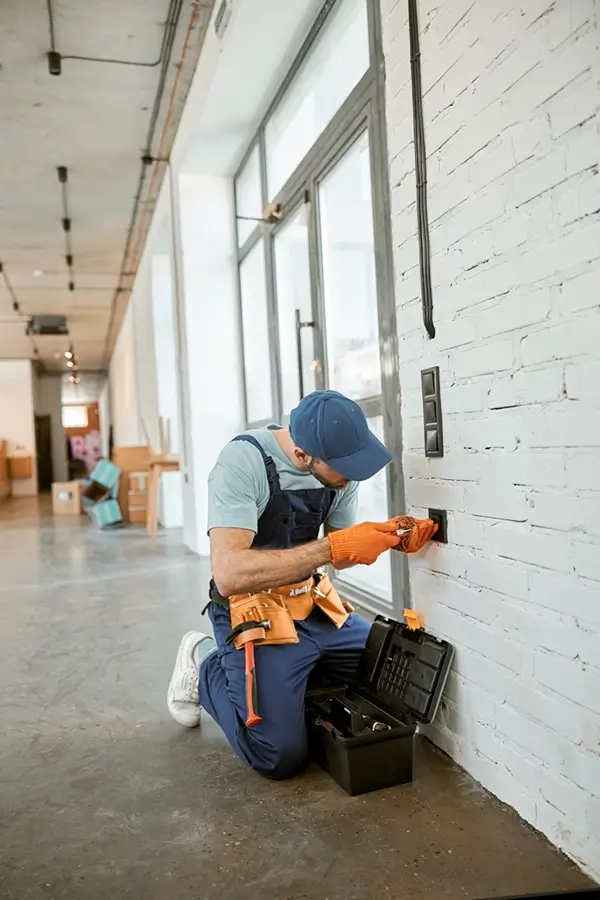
[109, 304, 145, 447]
[151, 251, 184, 528]
[171, 172, 245, 556]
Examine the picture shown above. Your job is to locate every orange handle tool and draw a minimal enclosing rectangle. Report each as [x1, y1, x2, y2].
[244, 640, 261, 728]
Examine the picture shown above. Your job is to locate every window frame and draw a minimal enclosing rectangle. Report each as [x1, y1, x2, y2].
[233, 0, 409, 618]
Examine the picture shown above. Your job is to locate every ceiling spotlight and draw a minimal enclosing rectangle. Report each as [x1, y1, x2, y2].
[64, 349, 73, 359]
[66, 360, 74, 368]
[48, 51, 62, 76]
[33, 269, 44, 277]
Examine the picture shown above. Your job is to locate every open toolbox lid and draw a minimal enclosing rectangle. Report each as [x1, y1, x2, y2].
[354, 616, 454, 725]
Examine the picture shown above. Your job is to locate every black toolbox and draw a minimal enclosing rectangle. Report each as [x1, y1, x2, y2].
[306, 615, 453, 795]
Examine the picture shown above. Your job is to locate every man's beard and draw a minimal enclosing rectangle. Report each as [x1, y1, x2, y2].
[306, 458, 347, 491]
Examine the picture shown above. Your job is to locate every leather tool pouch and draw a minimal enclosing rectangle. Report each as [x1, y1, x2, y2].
[312, 573, 349, 629]
[229, 593, 299, 650]
[228, 574, 349, 650]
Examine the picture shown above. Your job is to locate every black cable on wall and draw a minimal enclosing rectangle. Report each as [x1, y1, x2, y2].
[408, 0, 435, 339]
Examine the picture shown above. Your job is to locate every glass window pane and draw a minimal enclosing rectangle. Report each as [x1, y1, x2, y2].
[273, 205, 316, 414]
[235, 145, 262, 246]
[265, 0, 369, 199]
[337, 415, 392, 601]
[319, 130, 381, 400]
[62, 405, 88, 428]
[239, 242, 273, 423]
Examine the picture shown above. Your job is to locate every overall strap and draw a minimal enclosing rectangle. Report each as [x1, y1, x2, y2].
[231, 434, 281, 496]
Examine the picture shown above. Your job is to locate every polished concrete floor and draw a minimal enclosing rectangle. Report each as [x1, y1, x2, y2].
[0, 496, 594, 900]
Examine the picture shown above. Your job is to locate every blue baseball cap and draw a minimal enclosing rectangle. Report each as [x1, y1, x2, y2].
[289, 390, 392, 482]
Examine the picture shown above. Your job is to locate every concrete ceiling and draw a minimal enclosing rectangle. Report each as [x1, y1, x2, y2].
[0, 0, 214, 373]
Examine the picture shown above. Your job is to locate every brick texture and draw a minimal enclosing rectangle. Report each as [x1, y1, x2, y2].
[382, 0, 600, 880]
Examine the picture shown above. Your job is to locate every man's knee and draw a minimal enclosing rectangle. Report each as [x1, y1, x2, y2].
[249, 734, 308, 781]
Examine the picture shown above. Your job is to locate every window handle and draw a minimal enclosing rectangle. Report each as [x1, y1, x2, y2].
[294, 308, 314, 399]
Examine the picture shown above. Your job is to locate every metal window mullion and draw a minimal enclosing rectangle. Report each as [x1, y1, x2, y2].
[237, 225, 263, 263]
[307, 175, 327, 393]
[245, 0, 342, 180]
[235, 245, 250, 428]
[266, 73, 374, 210]
[367, 2, 410, 617]
[259, 128, 282, 424]
[356, 395, 383, 419]
[336, 578, 396, 620]
[234, 138, 264, 256]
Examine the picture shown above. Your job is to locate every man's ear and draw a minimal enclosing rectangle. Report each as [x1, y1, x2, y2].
[293, 447, 309, 466]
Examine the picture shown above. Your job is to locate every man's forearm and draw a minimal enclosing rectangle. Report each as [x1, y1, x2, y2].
[216, 538, 332, 596]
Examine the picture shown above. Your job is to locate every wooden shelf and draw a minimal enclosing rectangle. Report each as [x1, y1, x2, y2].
[8, 456, 33, 480]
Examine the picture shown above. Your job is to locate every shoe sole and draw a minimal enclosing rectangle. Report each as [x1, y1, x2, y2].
[167, 631, 206, 727]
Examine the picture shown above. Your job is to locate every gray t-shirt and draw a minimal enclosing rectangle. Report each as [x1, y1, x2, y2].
[207, 426, 359, 534]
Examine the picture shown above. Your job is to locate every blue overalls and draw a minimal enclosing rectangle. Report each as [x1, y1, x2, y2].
[198, 434, 371, 779]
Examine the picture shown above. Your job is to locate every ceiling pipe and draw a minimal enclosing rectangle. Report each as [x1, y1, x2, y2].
[45, 0, 178, 72]
[102, 0, 206, 367]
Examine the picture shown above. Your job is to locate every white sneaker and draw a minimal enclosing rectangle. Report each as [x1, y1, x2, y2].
[167, 631, 214, 727]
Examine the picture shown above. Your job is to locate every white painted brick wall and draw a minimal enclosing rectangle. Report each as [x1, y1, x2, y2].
[382, 0, 600, 880]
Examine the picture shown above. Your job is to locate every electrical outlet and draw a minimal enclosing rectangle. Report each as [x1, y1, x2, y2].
[428, 509, 448, 544]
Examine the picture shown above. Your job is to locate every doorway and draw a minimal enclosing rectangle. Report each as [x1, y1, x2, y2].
[35, 415, 53, 492]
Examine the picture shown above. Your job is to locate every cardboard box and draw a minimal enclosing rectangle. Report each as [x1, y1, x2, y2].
[112, 448, 150, 523]
[112, 446, 150, 471]
[128, 507, 147, 525]
[129, 471, 148, 493]
[89, 459, 121, 491]
[128, 491, 147, 509]
[89, 499, 123, 529]
[52, 481, 82, 516]
[82, 481, 111, 503]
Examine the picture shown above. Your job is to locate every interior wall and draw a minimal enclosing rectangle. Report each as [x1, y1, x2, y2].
[35, 375, 68, 483]
[131, 262, 161, 452]
[382, 0, 600, 878]
[109, 303, 144, 448]
[61, 373, 105, 405]
[151, 250, 183, 528]
[98, 381, 111, 459]
[0, 360, 37, 496]
[174, 172, 245, 555]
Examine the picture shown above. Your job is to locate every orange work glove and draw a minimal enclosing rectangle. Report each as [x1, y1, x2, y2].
[392, 515, 438, 553]
[328, 521, 401, 566]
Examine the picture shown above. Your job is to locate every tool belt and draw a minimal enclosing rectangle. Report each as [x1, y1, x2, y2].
[220, 573, 349, 651]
